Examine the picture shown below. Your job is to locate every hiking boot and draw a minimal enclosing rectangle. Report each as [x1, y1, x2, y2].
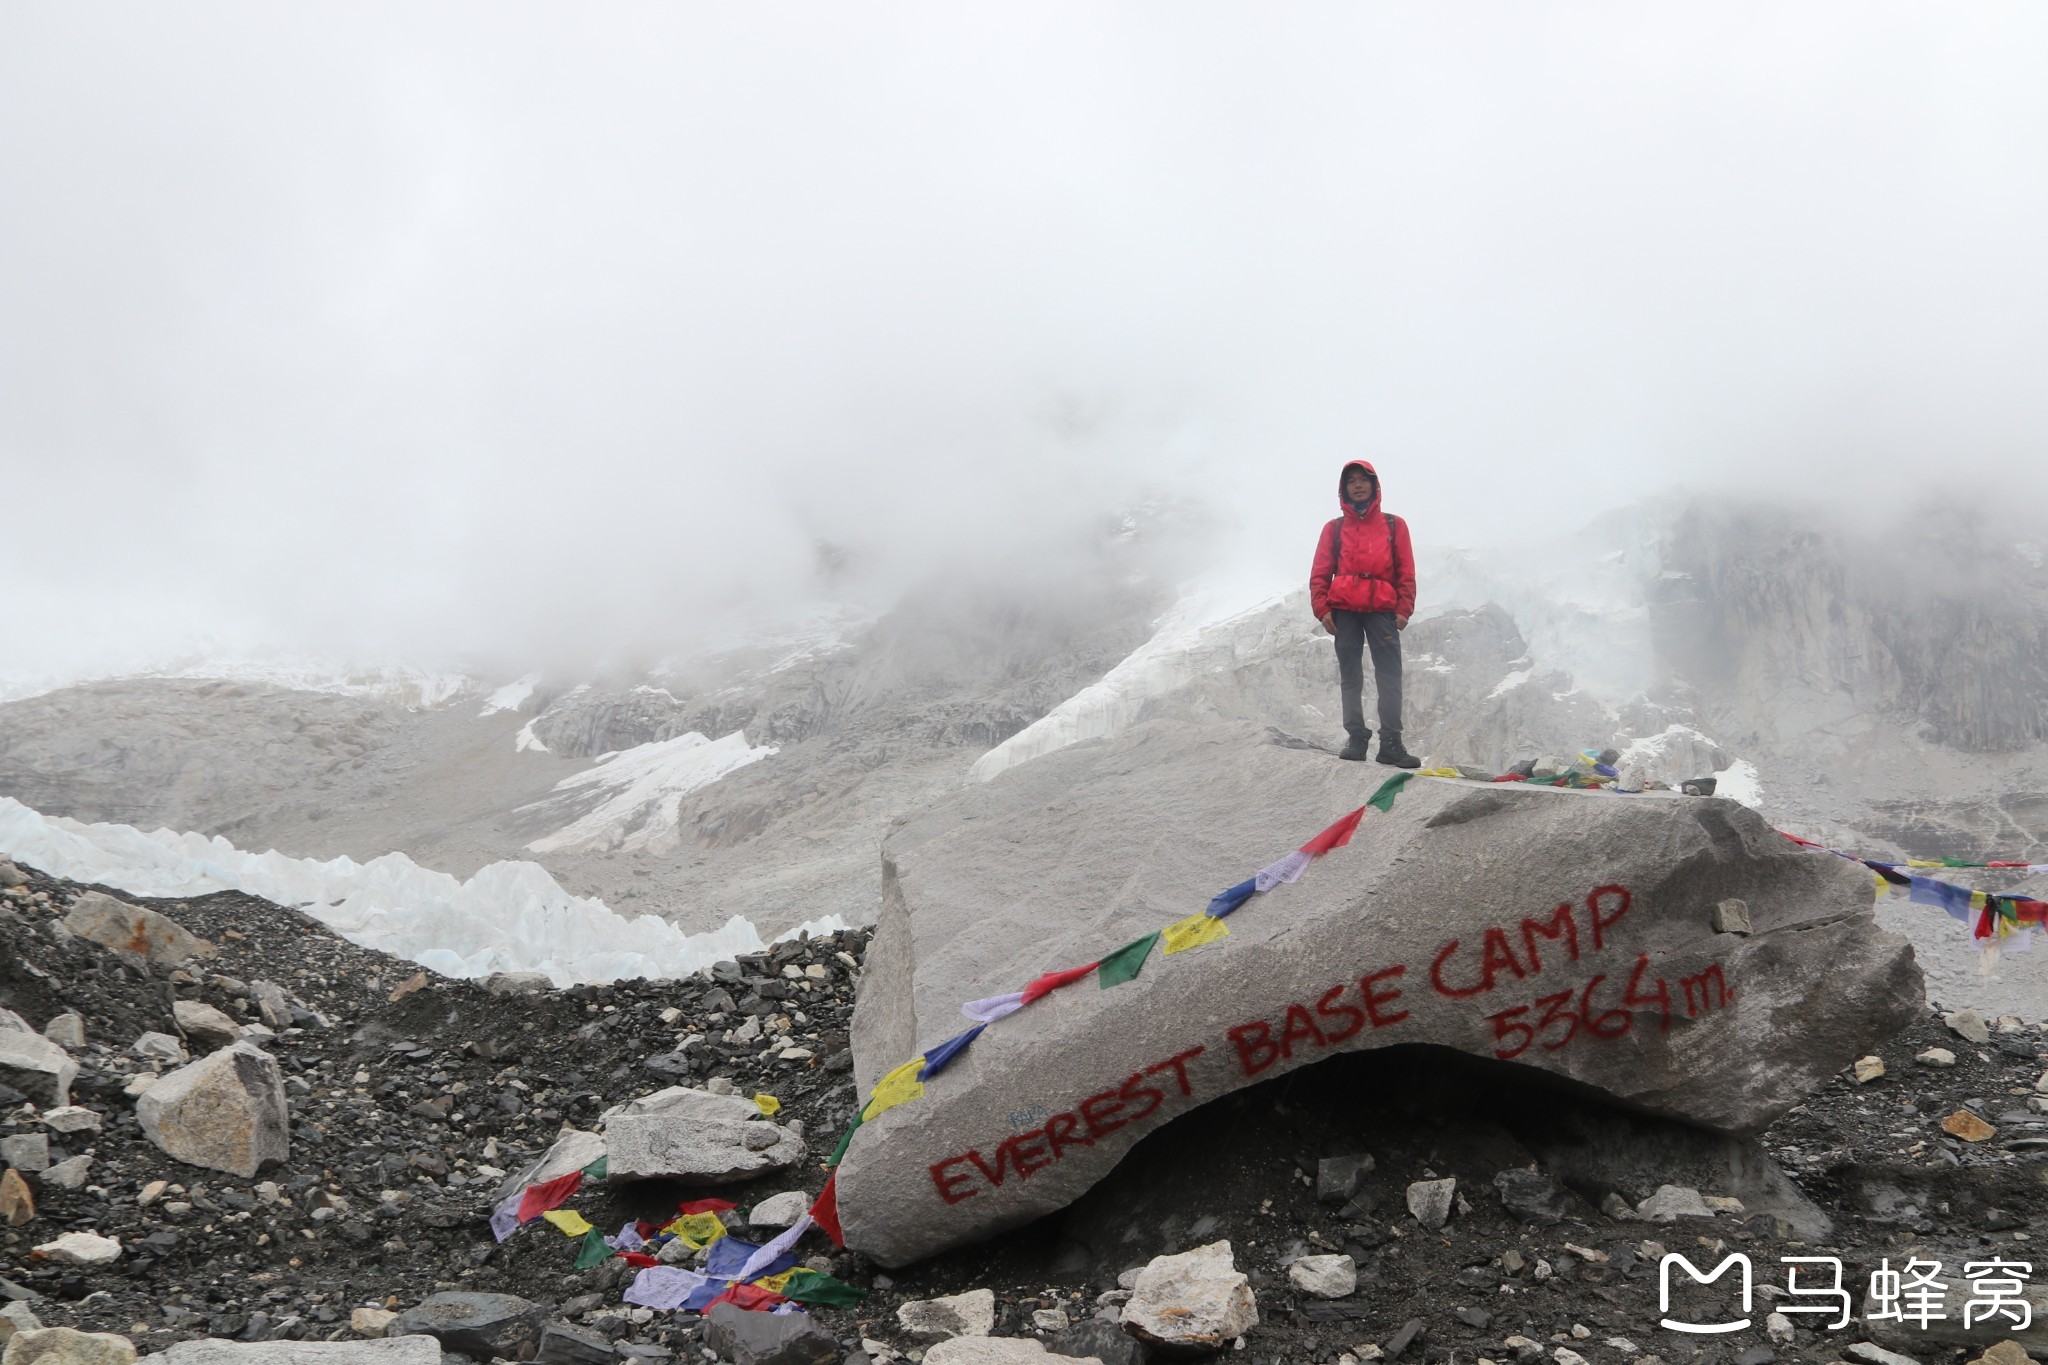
[1338, 731, 1372, 762]
[1376, 733, 1421, 769]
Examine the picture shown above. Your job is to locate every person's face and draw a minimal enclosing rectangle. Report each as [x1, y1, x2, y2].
[1345, 469, 1376, 502]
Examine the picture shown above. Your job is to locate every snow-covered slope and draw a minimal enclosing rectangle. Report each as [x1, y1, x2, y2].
[0, 796, 843, 985]
[523, 730, 779, 854]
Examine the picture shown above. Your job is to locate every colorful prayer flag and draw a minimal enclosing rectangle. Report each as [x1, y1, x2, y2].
[541, 1209, 593, 1238]
[1161, 912, 1229, 955]
[810, 1172, 844, 1246]
[752, 1270, 798, 1293]
[1301, 806, 1367, 855]
[825, 1109, 864, 1168]
[961, 991, 1025, 1024]
[623, 1266, 709, 1311]
[707, 1282, 788, 1312]
[1096, 932, 1161, 988]
[516, 1171, 582, 1223]
[580, 1156, 607, 1182]
[780, 1268, 866, 1308]
[1206, 880, 1258, 918]
[753, 1093, 782, 1118]
[574, 1229, 613, 1270]
[918, 1025, 985, 1080]
[662, 1212, 727, 1249]
[675, 1198, 737, 1216]
[1253, 849, 1312, 891]
[861, 1058, 927, 1121]
[488, 1192, 525, 1243]
[1366, 773, 1413, 812]
[734, 1213, 813, 1282]
[1415, 766, 1461, 778]
[1020, 962, 1100, 1005]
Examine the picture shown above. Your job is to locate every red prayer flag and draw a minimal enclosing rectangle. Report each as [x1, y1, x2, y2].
[1491, 773, 1529, 783]
[1019, 962, 1100, 1005]
[809, 1172, 844, 1247]
[2014, 899, 2048, 924]
[676, 1198, 737, 1215]
[1299, 807, 1366, 858]
[620, 1252, 659, 1268]
[707, 1282, 787, 1312]
[1779, 832, 1823, 848]
[516, 1171, 582, 1222]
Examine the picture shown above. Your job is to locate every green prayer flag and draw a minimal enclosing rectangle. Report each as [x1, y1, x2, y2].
[580, 1156, 608, 1182]
[1367, 771, 1414, 812]
[1097, 931, 1162, 988]
[1943, 858, 1980, 868]
[826, 1108, 865, 1169]
[780, 1268, 867, 1308]
[573, 1228, 612, 1270]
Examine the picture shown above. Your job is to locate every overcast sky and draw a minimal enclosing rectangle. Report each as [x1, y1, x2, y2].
[4, 4, 2046, 681]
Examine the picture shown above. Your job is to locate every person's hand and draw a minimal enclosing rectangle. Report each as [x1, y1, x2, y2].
[1396, 615, 1410, 631]
[1318, 613, 1336, 635]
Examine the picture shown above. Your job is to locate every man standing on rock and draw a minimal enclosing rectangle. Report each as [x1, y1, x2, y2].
[1311, 459, 1420, 767]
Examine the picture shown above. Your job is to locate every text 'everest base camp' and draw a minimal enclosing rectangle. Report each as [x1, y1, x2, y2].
[842, 722, 1923, 1266]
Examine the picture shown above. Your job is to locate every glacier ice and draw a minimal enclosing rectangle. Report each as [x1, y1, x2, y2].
[523, 730, 777, 854]
[0, 797, 843, 986]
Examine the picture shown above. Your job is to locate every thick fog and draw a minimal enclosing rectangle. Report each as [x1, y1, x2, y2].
[4, 4, 2046, 684]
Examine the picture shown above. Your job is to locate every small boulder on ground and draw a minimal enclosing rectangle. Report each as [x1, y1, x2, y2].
[746, 1190, 812, 1230]
[1636, 1185, 1714, 1222]
[926, 1341, 1104, 1365]
[1407, 1177, 1456, 1230]
[601, 1087, 805, 1184]
[62, 891, 209, 967]
[170, 1001, 242, 1050]
[1122, 1240, 1258, 1352]
[703, 1302, 838, 1365]
[898, 1289, 997, 1343]
[145, 1340, 443, 1362]
[30, 1231, 121, 1266]
[0, 1031, 77, 1108]
[387, 1293, 544, 1360]
[39, 1015, 84, 1051]
[1, 1168, 33, 1227]
[1316, 1154, 1373, 1204]
[0, 1326, 137, 1363]
[1946, 1010, 1992, 1045]
[130, 1034, 187, 1067]
[135, 1043, 289, 1178]
[1493, 1168, 1567, 1225]
[1288, 1253, 1358, 1299]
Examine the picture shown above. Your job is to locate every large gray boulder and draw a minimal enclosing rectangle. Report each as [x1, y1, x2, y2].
[145, 1340, 441, 1362]
[135, 1042, 289, 1177]
[62, 892, 209, 967]
[600, 1087, 805, 1183]
[0, 1030, 77, 1108]
[841, 721, 1921, 1265]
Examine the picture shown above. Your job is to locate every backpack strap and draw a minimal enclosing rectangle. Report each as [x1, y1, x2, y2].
[1384, 513, 1402, 593]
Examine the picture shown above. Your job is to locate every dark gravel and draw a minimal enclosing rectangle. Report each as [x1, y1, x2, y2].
[4, 860, 2045, 1365]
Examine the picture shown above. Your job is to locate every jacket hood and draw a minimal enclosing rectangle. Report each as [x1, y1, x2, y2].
[1338, 460, 1381, 516]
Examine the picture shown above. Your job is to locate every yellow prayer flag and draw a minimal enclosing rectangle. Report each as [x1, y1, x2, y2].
[1907, 859, 1942, 868]
[542, 1209, 594, 1238]
[1161, 912, 1230, 956]
[662, 1212, 727, 1249]
[1415, 767, 1461, 779]
[753, 1093, 782, 1118]
[752, 1269, 798, 1292]
[1971, 891, 1990, 911]
[862, 1058, 927, 1122]
[1873, 872, 1891, 901]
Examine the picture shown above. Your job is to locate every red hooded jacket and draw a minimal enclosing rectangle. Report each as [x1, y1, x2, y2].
[1310, 460, 1416, 619]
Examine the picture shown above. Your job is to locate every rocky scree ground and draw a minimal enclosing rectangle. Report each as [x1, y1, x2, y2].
[4, 860, 2048, 1365]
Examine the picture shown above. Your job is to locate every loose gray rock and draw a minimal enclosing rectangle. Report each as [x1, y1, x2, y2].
[0, 862, 24, 890]
[1916, 1048, 1957, 1069]
[41, 1156, 91, 1191]
[839, 743, 1918, 1264]
[0, 1134, 49, 1174]
[703, 1302, 838, 1365]
[145, 1340, 443, 1362]
[926, 1342, 1101, 1365]
[0, 1031, 77, 1108]
[1316, 1154, 1373, 1204]
[130, 1034, 187, 1066]
[1287, 1253, 1357, 1299]
[1946, 1010, 1992, 1045]
[1122, 1240, 1258, 1352]
[135, 1042, 289, 1178]
[746, 1190, 812, 1230]
[39, 1107, 100, 1135]
[0, 1301, 44, 1344]
[481, 972, 551, 997]
[62, 891, 209, 967]
[170, 1001, 242, 1050]
[493, 1129, 606, 1203]
[533, 1321, 615, 1364]
[601, 1087, 805, 1184]
[1493, 1168, 1567, 1225]
[1046, 1320, 1140, 1365]
[387, 1293, 545, 1360]
[1711, 899, 1752, 934]
[2, 1326, 137, 1363]
[1407, 1177, 1456, 1230]
[30, 1232, 121, 1266]
[897, 1289, 996, 1343]
[1635, 1185, 1714, 1222]
[39, 1015, 85, 1050]
[1844, 1346, 1923, 1365]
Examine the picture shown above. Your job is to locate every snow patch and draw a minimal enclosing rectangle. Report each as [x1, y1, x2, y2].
[969, 582, 1295, 783]
[0, 797, 841, 986]
[524, 731, 776, 854]
[514, 721, 550, 754]
[479, 673, 541, 716]
[1486, 666, 1533, 700]
[1712, 758, 1764, 809]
